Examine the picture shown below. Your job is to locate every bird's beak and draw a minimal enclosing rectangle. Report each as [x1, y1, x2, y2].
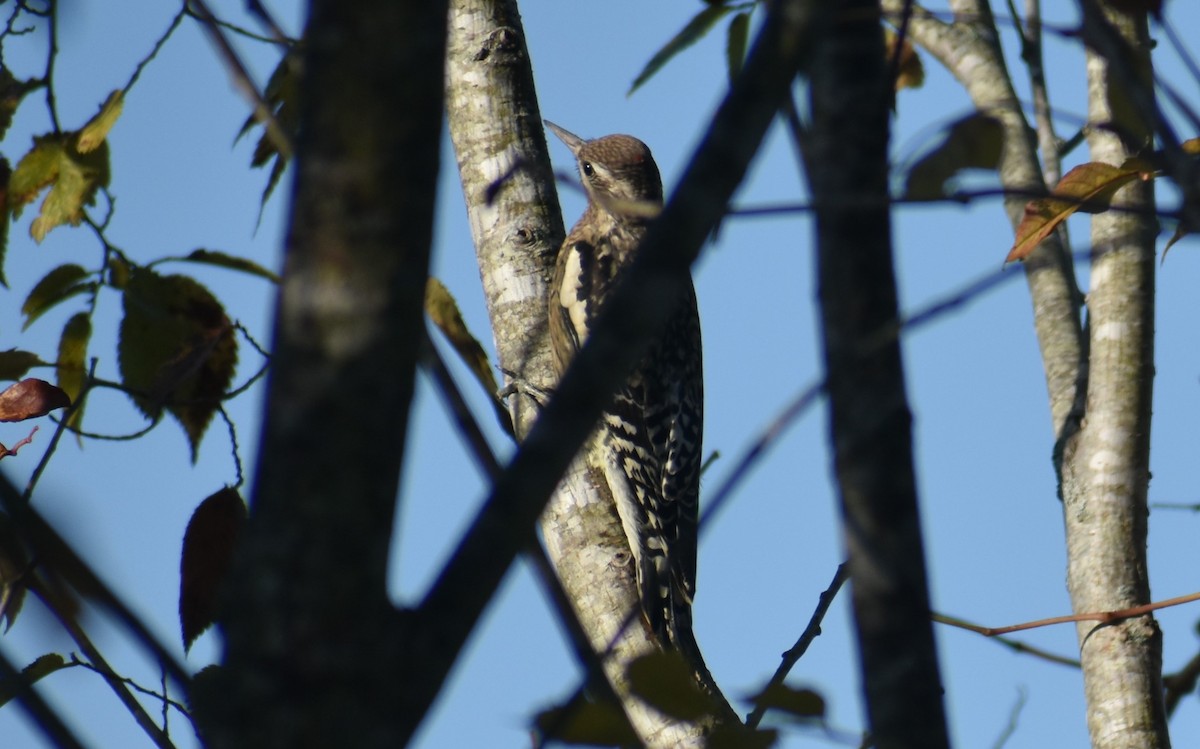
[545, 120, 585, 156]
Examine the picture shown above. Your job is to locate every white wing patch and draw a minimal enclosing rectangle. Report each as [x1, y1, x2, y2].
[558, 245, 590, 348]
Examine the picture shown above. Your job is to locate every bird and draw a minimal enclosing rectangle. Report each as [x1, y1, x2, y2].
[544, 120, 704, 654]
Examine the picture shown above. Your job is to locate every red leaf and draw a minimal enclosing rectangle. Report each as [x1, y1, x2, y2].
[179, 487, 246, 651]
[0, 378, 70, 422]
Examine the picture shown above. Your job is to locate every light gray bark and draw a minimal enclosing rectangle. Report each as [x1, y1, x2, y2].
[1058, 5, 1166, 747]
[884, 2, 1168, 746]
[444, 1, 714, 744]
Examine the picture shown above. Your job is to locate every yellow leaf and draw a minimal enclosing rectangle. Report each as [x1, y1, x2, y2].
[1006, 161, 1145, 263]
[76, 90, 124, 153]
[57, 312, 91, 434]
[9, 134, 110, 244]
[425, 278, 497, 394]
[9, 135, 66, 214]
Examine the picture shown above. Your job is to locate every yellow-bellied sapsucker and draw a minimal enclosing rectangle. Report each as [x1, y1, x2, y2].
[545, 120, 703, 653]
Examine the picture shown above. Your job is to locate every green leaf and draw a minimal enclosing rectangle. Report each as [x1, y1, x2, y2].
[533, 698, 639, 747]
[76, 90, 124, 153]
[629, 4, 732, 95]
[21, 263, 92, 330]
[0, 654, 67, 707]
[902, 113, 1003, 201]
[179, 249, 279, 283]
[626, 651, 716, 721]
[749, 683, 827, 720]
[237, 51, 300, 214]
[425, 278, 514, 437]
[9, 134, 111, 243]
[57, 312, 91, 434]
[0, 350, 43, 381]
[118, 268, 238, 459]
[707, 726, 778, 749]
[726, 12, 751, 83]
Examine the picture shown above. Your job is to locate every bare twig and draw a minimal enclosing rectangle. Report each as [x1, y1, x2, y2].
[35, 584, 181, 749]
[745, 563, 849, 729]
[935, 590, 1200, 637]
[187, 0, 292, 159]
[123, 4, 187, 93]
[24, 359, 97, 502]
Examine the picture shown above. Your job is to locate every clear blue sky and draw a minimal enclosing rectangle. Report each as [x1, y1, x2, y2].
[1, 2, 1199, 747]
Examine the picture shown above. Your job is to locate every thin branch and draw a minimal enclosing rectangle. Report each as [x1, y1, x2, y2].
[217, 406, 244, 488]
[187, 0, 292, 159]
[65, 655, 193, 727]
[23, 359, 97, 502]
[0, 645, 88, 749]
[184, 2, 294, 46]
[934, 590, 1200, 637]
[41, 0, 58, 131]
[745, 563, 849, 729]
[123, 4, 187, 93]
[35, 584, 181, 749]
[990, 687, 1029, 749]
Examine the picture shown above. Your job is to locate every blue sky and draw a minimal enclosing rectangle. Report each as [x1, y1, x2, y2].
[1, 1, 1200, 747]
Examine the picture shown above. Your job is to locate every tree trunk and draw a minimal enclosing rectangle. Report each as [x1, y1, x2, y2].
[809, 4, 951, 748]
[1058, 3, 1168, 747]
[197, 0, 448, 746]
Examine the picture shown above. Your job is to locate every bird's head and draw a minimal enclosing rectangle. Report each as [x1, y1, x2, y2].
[546, 120, 663, 222]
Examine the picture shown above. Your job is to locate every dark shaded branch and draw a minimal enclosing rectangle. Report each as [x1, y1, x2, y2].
[808, 3, 950, 747]
[204, 0, 448, 746]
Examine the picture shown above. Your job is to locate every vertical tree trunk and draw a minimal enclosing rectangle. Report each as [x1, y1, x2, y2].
[809, 4, 951, 748]
[1058, 3, 1168, 747]
[199, 1, 448, 746]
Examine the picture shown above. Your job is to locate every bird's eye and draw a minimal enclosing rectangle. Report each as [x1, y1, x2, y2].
[582, 162, 594, 177]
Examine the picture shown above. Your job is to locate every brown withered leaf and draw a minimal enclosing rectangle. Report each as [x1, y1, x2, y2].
[885, 27, 925, 92]
[1006, 159, 1152, 263]
[0, 378, 70, 422]
[179, 487, 247, 651]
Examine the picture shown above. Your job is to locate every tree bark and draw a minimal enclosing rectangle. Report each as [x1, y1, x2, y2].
[198, 0, 448, 746]
[809, 4, 951, 748]
[1057, 3, 1168, 747]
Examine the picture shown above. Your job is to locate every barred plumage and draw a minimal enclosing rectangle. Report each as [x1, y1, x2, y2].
[545, 120, 703, 651]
